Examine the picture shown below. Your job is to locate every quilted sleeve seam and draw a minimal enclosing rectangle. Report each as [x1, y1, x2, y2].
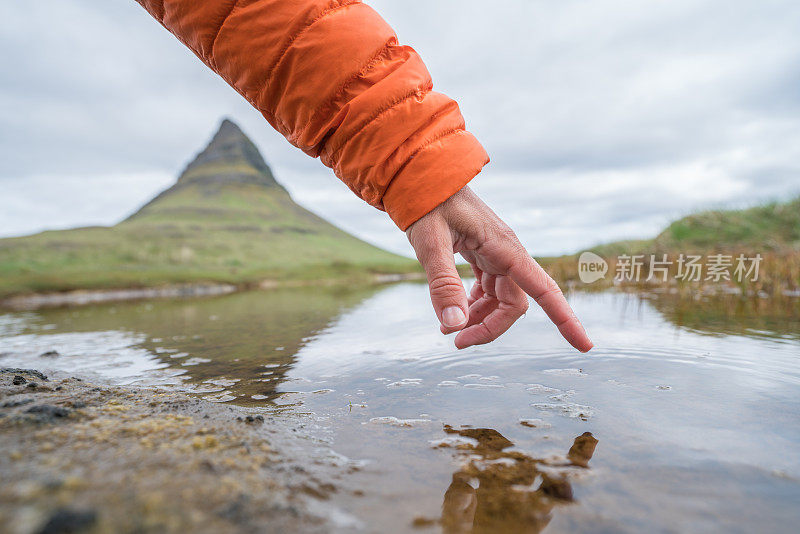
[327, 81, 433, 163]
[294, 36, 397, 148]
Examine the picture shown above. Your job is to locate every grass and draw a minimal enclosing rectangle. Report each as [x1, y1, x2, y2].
[0, 182, 418, 299]
[538, 195, 800, 296]
[655, 197, 800, 250]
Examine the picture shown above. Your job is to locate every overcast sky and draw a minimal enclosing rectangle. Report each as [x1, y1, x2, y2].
[1, 0, 799, 257]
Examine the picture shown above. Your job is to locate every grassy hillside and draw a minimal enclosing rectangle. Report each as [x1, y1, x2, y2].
[0, 119, 417, 299]
[655, 197, 800, 250]
[540, 196, 800, 295]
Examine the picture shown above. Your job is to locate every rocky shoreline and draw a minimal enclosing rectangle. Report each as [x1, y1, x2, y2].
[0, 368, 349, 534]
[0, 273, 426, 311]
[0, 284, 238, 311]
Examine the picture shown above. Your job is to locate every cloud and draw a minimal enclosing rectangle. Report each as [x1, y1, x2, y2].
[1, 0, 799, 256]
[0, 171, 174, 237]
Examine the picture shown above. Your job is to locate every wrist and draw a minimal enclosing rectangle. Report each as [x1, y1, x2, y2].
[382, 133, 488, 231]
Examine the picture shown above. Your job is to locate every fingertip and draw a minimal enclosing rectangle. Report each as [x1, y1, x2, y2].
[556, 328, 591, 353]
[453, 331, 470, 350]
[568, 330, 593, 352]
[576, 323, 594, 352]
[441, 324, 467, 335]
[441, 313, 468, 335]
[442, 305, 467, 330]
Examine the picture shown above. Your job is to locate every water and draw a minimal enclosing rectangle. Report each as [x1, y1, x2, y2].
[1, 284, 799, 532]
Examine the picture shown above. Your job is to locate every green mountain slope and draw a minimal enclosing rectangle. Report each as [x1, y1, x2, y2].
[538, 195, 800, 294]
[0, 119, 416, 298]
[544, 195, 800, 262]
[654, 197, 800, 251]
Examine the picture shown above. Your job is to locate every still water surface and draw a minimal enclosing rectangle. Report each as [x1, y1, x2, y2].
[1, 283, 799, 532]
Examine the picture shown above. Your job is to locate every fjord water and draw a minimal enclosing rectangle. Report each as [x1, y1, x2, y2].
[1, 284, 799, 532]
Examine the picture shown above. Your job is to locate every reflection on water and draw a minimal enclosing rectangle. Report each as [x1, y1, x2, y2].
[1, 285, 379, 403]
[1, 284, 799, 532]
[434, 426, 597, 533]
[647, 293, 800, 341]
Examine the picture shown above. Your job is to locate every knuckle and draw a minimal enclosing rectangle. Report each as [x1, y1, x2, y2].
[535, 284, 563, 304]
[510, 250, 533, 274]
[483, 226, 530, 274]
[429, 274, 464, 298]
[493, 223, 519, 246]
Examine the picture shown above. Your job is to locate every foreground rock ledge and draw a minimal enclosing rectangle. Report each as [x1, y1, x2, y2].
[0, 369, 335, 534]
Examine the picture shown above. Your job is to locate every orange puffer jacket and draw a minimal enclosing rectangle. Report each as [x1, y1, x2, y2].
[135, 0, 489, 230]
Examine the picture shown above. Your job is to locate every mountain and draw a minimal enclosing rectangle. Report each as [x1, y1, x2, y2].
[0, 119, 416, 299]
[130, 118, 284, 217]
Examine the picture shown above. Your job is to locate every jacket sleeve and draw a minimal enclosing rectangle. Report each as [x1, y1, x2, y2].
[135, 0, 489, 230]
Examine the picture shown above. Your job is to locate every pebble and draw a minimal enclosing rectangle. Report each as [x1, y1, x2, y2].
[238, 415, 265, 424]
[1, 368, 48, 381]
[37, 508, 97, 534]
[1, 398, 34, 408]
[26, 405, 71, 419]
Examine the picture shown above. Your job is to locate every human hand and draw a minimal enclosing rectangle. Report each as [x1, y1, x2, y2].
[406, 186, 593, 351]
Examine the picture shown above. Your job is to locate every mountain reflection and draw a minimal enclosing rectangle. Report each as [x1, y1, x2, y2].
[435, 425, 597, 533]
[22, 285, 380, 404]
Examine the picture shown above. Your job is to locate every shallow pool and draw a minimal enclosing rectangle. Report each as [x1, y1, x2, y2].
[2, 284, 798, 532]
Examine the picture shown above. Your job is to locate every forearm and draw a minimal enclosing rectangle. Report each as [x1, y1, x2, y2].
[134, 0, 488, 229]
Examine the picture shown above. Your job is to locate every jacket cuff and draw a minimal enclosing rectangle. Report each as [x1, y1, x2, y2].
[382, 131, 490, 231]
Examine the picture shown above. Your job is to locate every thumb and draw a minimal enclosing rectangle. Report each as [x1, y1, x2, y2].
[409, 219, 469, 333]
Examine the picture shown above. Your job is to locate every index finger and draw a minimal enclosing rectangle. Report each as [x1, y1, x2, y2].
[508, 255, 593, 352]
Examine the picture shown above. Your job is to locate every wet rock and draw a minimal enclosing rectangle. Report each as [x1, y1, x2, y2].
[519, 418, 550, 428]
[40, 350, 60, 358]
[37, 508, 97, 534]
[443, 425, 513, 451]
[2, 398, 34, 408]
[433, 425, 604, 531]
[2, 368, 48, 381]
[412, 516, 439, 528]
[567, 431, 598, 468]
[217, 494, 250, 524]
[539, 473, 573, 501]
[13, 374, 27, 385]
[26, 404, 71, 420]
[0, 371, 330, 533]
[243, 415, 265, 424]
